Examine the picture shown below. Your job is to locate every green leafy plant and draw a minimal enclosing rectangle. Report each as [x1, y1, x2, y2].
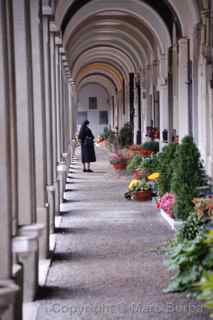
[100, 127, 111, 140]
[139, 154, 160, 172]
[195, 271, 213, 317]
[118, 122, 133, 147]
[164, 228, 213, 294]
[171, 136, 207, 220]
[177, 212, 205, 241]
[142, 141, 159, 153]
[127, 154, 143, 173]
[157, 143, 177, 196]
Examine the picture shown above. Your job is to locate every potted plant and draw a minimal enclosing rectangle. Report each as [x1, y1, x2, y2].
[118, 122, 133, 148]
[171, 136, 207, 220]
[110, 153, 128, 170]
[128, 178, 152, 201]
[126, 154, 143, 174]
[140, 141, 159, 156]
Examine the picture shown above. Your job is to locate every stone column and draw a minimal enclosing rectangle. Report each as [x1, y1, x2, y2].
[0, 3, 19, 317]
[141, 89, 148, 141]
[129, 73, 135, 135]
[0, 0, 12, 281]
[159, 82, 169, 141]
[49, 24, 59, 217]
[30, 0, 49, 259]
[136, 74, 142, 144]
[42, 4, 56, 237]
[178, 38, 190, 140]
[67, 79, 74, 158]
[71, 81, 78, 136]
[159, 54, 169, 144]
[55, 37, 62, 164]
[12, 0, 36, 225]
[12, 0, 40, 303]
[59, 49, 65, 158]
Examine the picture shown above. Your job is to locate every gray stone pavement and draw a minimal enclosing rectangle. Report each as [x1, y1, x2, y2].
[36, 146, 208, 320]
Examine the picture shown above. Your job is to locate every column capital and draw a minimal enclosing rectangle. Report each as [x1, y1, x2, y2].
[49, 22, 60, 33]
[59, 47, 66, 55]
[55, 36, 63, 46]
[178, 37, 189, 46]
[42, 5, 54, 16]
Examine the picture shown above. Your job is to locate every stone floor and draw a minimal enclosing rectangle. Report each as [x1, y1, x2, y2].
[36, 146, 208, 320]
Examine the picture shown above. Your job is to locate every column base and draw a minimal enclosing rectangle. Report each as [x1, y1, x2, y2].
[13, 232, 39, 302]
[47, 185, 56, 234]
[37, 208, 50, 258]
[57, 162, 67, 206]
[13, 264, 23, 320]
[0, 280, 19, 320]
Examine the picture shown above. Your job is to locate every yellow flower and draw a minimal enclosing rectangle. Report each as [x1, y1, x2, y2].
[148, 172, 160, 181]
[128, 179, 140, 191]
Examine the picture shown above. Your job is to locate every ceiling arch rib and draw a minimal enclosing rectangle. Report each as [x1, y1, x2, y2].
[76, 63, 123, 91]
[79, 81, 111, 97]
[79, 76, 116, 96]
[55, 0, 183, 40]
[62, 1, 171, 54]
[66, 16, 157, 62]
[69, 44, 139, 75]
[79, 72, 118, 93]
[71, 47, 136, 77]
[73, 56, 130, 83]
[67, 37, 145, 73]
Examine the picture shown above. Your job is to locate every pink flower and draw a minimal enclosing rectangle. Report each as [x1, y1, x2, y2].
[159, 193, 176, 217]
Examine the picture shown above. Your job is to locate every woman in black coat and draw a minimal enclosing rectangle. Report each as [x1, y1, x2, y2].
[78, 120, 96, 172]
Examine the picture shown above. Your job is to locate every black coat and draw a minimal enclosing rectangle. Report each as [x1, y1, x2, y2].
[78, 126, 96, 163]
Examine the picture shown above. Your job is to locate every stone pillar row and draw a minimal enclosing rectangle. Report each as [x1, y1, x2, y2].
[0, 0, 74, 319]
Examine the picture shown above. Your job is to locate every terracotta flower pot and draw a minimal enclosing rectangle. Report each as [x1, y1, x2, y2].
[112, 162, 127, 170]
[140, 149, 153, 157]
[132, 190, 152, 201]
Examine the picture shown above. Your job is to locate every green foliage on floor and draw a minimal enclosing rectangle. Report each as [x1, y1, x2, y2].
[164, 227, 213, 295]
[195, 271, 213, 318]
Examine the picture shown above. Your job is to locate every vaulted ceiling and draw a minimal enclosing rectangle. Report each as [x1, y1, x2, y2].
[55, 0, 200, 96]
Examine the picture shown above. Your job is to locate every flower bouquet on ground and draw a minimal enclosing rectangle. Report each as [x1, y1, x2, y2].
[110, 152, 128, 170]
[96, 136, 105, 144]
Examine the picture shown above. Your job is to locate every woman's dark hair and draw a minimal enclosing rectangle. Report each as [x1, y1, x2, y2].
[82, 120, 89, 126]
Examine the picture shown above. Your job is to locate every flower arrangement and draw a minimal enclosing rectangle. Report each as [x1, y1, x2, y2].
[148, 172, 160, 181]
[96, 136, 105, 144]
[110, 152, 127, 164]
[192, 198, 213, 219]
[128, 178, 151, 192]
[157, 192, 176, 217]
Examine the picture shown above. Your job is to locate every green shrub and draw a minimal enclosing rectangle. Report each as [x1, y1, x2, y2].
[157, 143, 178, 196]
[127, 154, 143, 173]
[142, 141, 159, 153]
[171, 136, 207, 220]
[118, 122, 133, 147]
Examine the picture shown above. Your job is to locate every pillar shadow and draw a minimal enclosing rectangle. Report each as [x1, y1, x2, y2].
[36, 285, 90, 300]
[54, 227, 90, 234]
